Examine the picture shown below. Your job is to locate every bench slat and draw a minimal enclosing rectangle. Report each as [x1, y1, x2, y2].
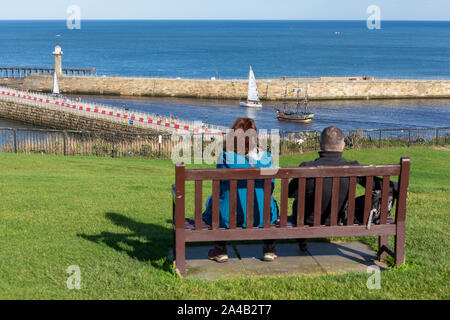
[363, 176, 374, 225]
[195, 180, 203, 231]
[263, 179, 272, 228]
[185, 224, 397, 242]
[330, 177, 340, 226]
[185, 165, 400, 181]
[347, 177, 357, 226]
[280, 179, 288, 228]
[296, 178, 306, 227]
[212, 180, 220, 229]
[229, 180, 237, 229]
[246, 179, 255, 228]
[314, 178, 323, 226]
[380, 176, 390, 224]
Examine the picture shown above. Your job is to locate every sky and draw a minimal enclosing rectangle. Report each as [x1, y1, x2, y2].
[0, 0, 448, 20]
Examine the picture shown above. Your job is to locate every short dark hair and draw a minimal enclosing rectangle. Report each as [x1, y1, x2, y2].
[320, 126, 344, 151]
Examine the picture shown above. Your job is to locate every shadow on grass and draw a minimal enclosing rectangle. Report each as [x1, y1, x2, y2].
[79, 212, 173, 274]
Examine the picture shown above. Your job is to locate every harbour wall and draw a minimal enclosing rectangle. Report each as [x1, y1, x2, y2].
[4, 74, 450, 101]
[0, 87, 224, 133]
[0, 99, 159, 133]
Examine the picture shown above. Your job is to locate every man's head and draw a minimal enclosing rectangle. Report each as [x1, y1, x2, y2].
[320, 126, 345, 152]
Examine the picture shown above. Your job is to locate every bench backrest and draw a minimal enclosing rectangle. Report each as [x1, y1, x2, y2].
[174, 157, 410, 233]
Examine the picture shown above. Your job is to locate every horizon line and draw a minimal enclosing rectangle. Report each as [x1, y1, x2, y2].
[0, 18, 449, 22]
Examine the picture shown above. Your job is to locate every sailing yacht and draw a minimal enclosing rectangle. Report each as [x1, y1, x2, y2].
[240, 66, 262, 108]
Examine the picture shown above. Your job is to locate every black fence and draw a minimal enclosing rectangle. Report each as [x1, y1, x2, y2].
[0, 127, 448, 159]
[0, 129, 174, 159]
[278, 127, 450, 155]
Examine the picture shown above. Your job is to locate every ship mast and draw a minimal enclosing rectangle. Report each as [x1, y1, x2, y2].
[303, 86, 309, 113]
[283, 86, 288, 110]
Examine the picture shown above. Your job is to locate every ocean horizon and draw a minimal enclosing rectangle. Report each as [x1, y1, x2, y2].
[0, 20, 449, 79]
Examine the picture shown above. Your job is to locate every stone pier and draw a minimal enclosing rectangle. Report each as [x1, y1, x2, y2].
[0, 99, 157, 133]
[12, 74, 450, 101]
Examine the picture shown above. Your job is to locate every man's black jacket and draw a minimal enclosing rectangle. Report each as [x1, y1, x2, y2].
[288, 151, 397, 225]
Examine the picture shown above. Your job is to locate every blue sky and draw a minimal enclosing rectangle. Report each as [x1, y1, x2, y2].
[0, 0, 448, 20]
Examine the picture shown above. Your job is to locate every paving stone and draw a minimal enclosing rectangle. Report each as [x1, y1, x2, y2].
[235, 243, 325, 277]
[168, 245, 245, 280]
[168, 241, 387, 280]
[306, 241, 387, 274]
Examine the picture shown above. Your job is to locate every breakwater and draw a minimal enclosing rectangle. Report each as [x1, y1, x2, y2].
[0, 87, 224, 134]
[0, 98, 152, 134]
[3, 74, 450, 101]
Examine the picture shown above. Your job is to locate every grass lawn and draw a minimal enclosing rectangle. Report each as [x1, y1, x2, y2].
[0, 147, 448, 299]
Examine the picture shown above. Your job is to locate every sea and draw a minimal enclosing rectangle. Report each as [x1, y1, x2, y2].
[0, 20, 449, 130]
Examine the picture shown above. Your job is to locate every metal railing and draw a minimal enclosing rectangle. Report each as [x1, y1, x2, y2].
[0, 67, 95, 78]
[278, 127, 450, 155]
[0, 127, 448, 159]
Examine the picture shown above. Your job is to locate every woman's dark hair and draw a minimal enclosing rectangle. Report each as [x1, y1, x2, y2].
[224, 117, 257, 156]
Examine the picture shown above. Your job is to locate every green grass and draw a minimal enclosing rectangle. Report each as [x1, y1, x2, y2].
[0, 147, 448, 299]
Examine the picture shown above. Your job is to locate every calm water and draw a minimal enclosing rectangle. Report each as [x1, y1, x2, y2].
[2, 96, 449, 130]
[0, 20, 449, 79]
[60, 96, 450, 131]
[0, 118, 39, 129]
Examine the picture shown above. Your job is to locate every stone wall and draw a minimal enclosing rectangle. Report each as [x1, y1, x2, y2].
[0, 100, 159, 133]
[18, 74, 450, 101]
[0, 78, 25, 88]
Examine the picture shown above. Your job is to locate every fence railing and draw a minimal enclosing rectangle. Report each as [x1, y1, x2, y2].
[279, 127, 450, 155]
[0, 127, 448, 159]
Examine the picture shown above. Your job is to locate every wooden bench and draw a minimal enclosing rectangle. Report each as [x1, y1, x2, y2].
[172, 158, 410, 277]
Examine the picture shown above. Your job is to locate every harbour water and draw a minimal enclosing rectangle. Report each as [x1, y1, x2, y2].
[74, 96, 450, 131]
[2, 95, 447, 131]
[0, 117, 40, 129]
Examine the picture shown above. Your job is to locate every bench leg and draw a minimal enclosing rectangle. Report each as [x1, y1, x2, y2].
[378, 235, 389, 261]
[175, 232, 187, 277]
[395, 226, 406, 265]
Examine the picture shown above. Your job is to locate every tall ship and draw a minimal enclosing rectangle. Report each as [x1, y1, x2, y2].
[240, 66, 262, 108]
[275, 87, 314, 122]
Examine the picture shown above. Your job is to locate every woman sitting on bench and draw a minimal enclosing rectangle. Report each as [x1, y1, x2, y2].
[202, 117, 280, 263]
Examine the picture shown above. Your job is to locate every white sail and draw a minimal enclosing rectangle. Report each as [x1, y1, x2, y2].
[53, 72, 60, 95]
[247, 66, 259, 102]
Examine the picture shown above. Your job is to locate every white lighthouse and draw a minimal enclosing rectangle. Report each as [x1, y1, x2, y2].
[53, 45, 63, 77]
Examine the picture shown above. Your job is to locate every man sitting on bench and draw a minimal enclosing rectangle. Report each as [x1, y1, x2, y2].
[288, 126, 398, 251]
